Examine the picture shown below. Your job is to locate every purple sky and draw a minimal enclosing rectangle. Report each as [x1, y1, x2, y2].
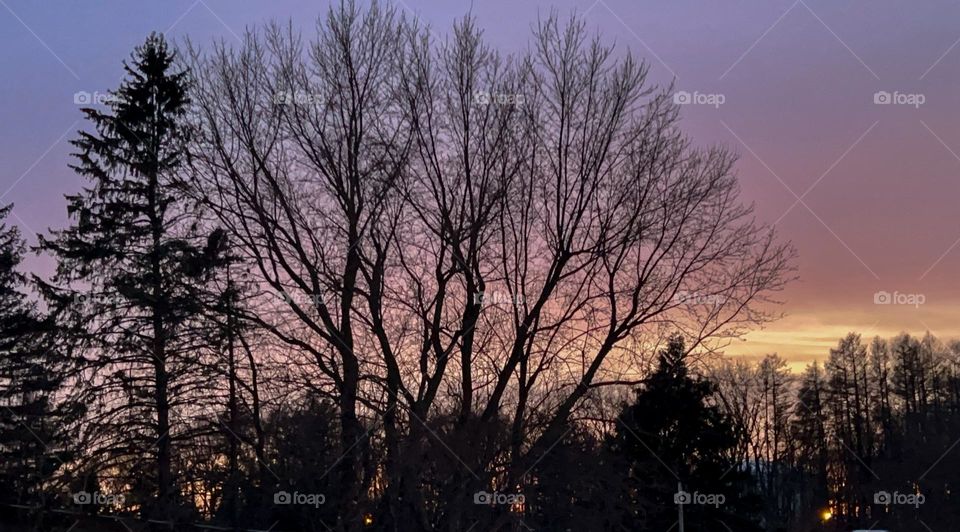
[3, 0, 960, 369]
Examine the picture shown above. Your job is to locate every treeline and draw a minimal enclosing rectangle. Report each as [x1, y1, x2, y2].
[710, 333, 960, 531]
[1, 1, 818, 531]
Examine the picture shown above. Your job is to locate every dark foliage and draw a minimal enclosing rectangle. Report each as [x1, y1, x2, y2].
[611, 335, 763, 531]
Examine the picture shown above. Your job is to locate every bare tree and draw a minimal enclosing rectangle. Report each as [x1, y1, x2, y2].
[187, 3, 410, 527]
[185, 3, 793, 529]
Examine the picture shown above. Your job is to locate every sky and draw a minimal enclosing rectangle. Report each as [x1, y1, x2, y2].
[2, 0, 960, 371]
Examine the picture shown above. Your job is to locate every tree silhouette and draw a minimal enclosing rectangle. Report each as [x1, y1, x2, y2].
[610, 335, 762, 531]
[1, 4, 804, 531]
[37, 33, 216, 522]
[185, 4, 792, 529]
[0, 204, 79, 526]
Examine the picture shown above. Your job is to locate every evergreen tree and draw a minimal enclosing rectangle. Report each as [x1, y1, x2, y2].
[0, 205, 79, 511]
[38, 33, 213, 520]
[610, 335, 762, 531]
[524, 427, 626, 531]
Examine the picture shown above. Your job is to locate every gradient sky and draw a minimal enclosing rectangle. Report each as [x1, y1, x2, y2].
[3, 0, 960, 371]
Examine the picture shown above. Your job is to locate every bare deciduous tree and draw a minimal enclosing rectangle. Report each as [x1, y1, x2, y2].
[185, 2, 792, 529]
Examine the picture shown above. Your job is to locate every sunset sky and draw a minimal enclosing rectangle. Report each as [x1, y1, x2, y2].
[3, 0, 960, 372]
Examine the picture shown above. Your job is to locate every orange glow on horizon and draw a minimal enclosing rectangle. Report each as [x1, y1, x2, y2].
[723, 306, 960, 372]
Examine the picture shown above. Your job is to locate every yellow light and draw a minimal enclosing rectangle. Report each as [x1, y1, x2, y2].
[363, 513, 374, 526]
[820, 509, 833, 522]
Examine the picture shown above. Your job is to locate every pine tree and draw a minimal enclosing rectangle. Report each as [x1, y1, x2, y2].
[38, 33, 212, 519]
[610, 335, 762, 531]
[0, 205, 79, 510]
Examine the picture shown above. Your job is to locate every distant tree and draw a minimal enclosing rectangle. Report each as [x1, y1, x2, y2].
[265, 397, 343, 532]
[891, 333, 925, 422]
[756, 354, 794, 517]
[610, 335, 762, 531]
[822, 333, 877, 516]
[710, 359, 764, 477]
[868, 336, 895, 448]
[38, 33, 218, 520]
[0, 205, 79, 513]
[200, 232, 271, 528]
[789, 362, 829, 529]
